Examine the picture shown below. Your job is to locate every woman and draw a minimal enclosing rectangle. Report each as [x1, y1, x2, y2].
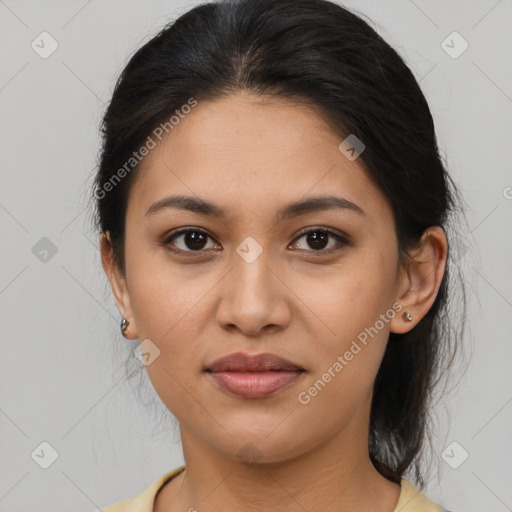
[93, 0, 465, 510]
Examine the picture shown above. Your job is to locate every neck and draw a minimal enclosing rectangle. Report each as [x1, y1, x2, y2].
[157, 416, 401, 512]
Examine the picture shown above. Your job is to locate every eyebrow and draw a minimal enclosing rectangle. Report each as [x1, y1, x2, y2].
[145, 193, 365, 221]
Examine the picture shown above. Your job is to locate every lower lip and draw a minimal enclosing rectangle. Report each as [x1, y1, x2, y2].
[207, 370, 304, 398]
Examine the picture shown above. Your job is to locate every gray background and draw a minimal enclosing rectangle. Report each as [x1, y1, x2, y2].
[1, 1, 511, 511]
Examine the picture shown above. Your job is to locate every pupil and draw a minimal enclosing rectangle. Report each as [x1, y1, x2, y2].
[186, 231, 207, 250]
[308, 231, 328, 250]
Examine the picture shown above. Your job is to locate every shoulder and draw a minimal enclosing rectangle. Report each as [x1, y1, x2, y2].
[394, 477, 449, 512]
[100, 465, 186, 512]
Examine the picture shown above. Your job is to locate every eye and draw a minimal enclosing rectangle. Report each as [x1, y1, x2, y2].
[162, 228, 220, 254]
[161, 226, 350, 256]
[289, 227, 349, 254]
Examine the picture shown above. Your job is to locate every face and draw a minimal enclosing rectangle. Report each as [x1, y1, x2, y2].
[105, 92, 409, 464]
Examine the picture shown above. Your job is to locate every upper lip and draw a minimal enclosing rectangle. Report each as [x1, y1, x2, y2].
[205, 352, 304, 372]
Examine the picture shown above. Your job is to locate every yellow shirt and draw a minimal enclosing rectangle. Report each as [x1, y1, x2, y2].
[100, 465, 449, 511]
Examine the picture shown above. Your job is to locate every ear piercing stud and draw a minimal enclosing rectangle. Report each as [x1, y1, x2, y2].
[121, 317, 130, 337]
[403, 311, 413, 322]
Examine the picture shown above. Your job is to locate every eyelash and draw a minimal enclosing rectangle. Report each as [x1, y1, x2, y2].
[161, 226, 350, 257]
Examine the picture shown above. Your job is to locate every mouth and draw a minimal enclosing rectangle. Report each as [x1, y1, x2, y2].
[204, 352, 305, 398]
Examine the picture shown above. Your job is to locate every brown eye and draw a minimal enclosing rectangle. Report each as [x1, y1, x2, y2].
[163, 228, 219, 253]
[290, 228, 349, 253]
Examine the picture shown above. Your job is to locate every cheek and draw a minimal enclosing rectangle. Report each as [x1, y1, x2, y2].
[294, 254, 395, 397]
[296, 263, 391, 350]
[295, 281, 391, 429]
[125, 256, 215, 392]
[125, 240, 208, 341]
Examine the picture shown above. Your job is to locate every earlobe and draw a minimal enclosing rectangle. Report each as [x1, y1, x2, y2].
[390, 226, 448, 334]
[100, 231, 139, 339]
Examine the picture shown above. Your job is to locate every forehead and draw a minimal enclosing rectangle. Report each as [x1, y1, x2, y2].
[127, 93, 392, 226]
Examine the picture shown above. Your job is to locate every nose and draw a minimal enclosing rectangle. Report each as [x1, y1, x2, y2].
[215, 248, 291, 337]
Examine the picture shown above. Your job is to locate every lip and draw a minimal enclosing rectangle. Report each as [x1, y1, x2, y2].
[205, 351, 304, 372]
[208, 371, 304, 398]
[205, 352, 305, 398]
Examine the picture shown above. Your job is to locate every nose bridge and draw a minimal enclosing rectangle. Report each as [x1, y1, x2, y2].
[231, 235, 275, 303]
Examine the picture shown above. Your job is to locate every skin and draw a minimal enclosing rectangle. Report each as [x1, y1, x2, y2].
[101, 91, 447, 512]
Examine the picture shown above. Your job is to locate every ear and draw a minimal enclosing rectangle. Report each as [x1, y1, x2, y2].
[390, 226, 448, 334]
[100, 231, 139, 339]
